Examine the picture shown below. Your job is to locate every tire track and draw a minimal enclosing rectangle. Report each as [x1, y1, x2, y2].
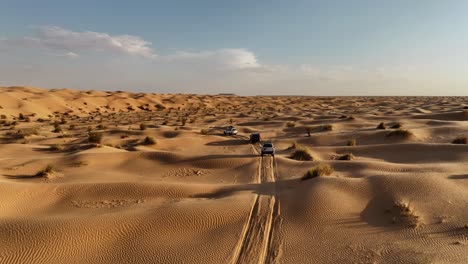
[232, 140, 283, 264]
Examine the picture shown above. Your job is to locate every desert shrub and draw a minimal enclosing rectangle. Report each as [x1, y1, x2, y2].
[50, 144, 63, 151]
[69, 124, 75, 130]
[140, 123, 147, 131]
[88, 131, 103, 143]
[143, 136, 156, 145]
[290, 147, 314, 161]
[53, 124, 63, 133]
[19, 113, 25, 120]
[290, 141, 299, 149]
[321, 124, 333, 131]
[391, 122, 402, 129]
[339, 115, 347, 119]
[121, 134, 129, 139]
[347, 139, 357, 146]
[60, 117, 67, 124]
[37, 118, 45, 122]
[229, 118, 234, 124]
[96, 124, 107, 130]
[338, 153, 355, 160]
[286, 121, 295, 128]
[162, 120, 168, 125]
[452, 136, 467, 144]
[306, 126, 312, 137]
[301, 163, 334, 180]
[200, 128, 209, 135]
[386, 129, 414, 139]
[181, 117, 187, 126]
[377, 122, 386, 129]
[0, 114, 6, 119]
[36, 164, 54, 177]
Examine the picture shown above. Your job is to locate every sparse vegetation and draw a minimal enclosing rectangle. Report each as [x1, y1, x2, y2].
[306, 126, 312, 137]
[19, 113, 25, 120]
[200, 128, 209, 135]
[386, 129, 414, 139]
[35, 164, 54, 177]
[391, 122, 402, 129]
[286, 121, 295, 128]
[377, 122, 386, 129]
[337, 153, 355, 160]
[143, 136, 156, 145]
[390, 201, 420, 228]
[452, 136, 467, 144]
[140, 123, 147, 130]
[301, 163, 334, 180]
[321, 124, 333, 131]
[290, 146, 314, 161]
[53, 124, 63, 133]
[88, 131, 103, 143]
[347, 139, 357, 146]
[50, 144, 63, 151]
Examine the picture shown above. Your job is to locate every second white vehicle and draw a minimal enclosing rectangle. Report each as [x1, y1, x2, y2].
[223, 126, 238, 135]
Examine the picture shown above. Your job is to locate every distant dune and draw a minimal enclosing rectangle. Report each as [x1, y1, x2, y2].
[0, 86, 467, 263]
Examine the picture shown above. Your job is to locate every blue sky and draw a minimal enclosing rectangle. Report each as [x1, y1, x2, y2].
[1, 0, 468, 95]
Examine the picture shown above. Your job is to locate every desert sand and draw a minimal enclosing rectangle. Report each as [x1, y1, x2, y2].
[0, 86, 467, 263]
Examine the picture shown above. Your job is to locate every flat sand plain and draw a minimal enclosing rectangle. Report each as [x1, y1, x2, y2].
[0, 86, 467, 263]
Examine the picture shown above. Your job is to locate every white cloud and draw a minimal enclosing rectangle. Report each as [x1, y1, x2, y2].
[165, 48, 260, 70]
[2, 26, 156, 58]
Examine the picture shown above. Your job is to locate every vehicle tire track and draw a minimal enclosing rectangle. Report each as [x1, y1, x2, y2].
[232, 145, 283, 264]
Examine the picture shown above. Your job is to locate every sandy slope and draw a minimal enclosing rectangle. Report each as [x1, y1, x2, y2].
[0, 86, 467, 263]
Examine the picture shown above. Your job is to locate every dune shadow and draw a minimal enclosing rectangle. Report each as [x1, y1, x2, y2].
[192, 178, 298, 199]
[448, 174, 468, 180]
[181, 153, 259, 163]
[205, 139, 248, 146]
[4, 174, 44, 180]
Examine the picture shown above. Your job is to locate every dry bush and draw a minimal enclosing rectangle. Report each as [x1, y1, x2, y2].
[377, 122, 386, 129]
[290, 147, 314, 161]
[143, 136, 156, 145]
[140, 123, 147, 131]
[452, 136, 467, 144]
[52, 124, 63, 133]
[337, 153, 355, 160]
[200, 128, 209, 135]
[321, 124, 333, 131]
[347, 139, 357, 146]
[386, 129, 414, 139]
[88, 131, 103, 143]
[389, 201, 420, 228]
[306, 126, 312, 137]
[36, 164, 54, 177]
[302, 163, 334, 180]
[286, 121, 295, 128]
[391, 122, 402, 129]
[50, 144, 63, 151]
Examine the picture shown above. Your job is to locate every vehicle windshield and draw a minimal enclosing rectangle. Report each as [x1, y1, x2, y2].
[263, 143, 272, 147]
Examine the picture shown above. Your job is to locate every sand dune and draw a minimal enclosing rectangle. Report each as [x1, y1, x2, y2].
[0, 86, 467, 263]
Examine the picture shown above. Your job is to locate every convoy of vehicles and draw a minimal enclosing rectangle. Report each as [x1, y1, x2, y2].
[224, 127, 275, 156]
